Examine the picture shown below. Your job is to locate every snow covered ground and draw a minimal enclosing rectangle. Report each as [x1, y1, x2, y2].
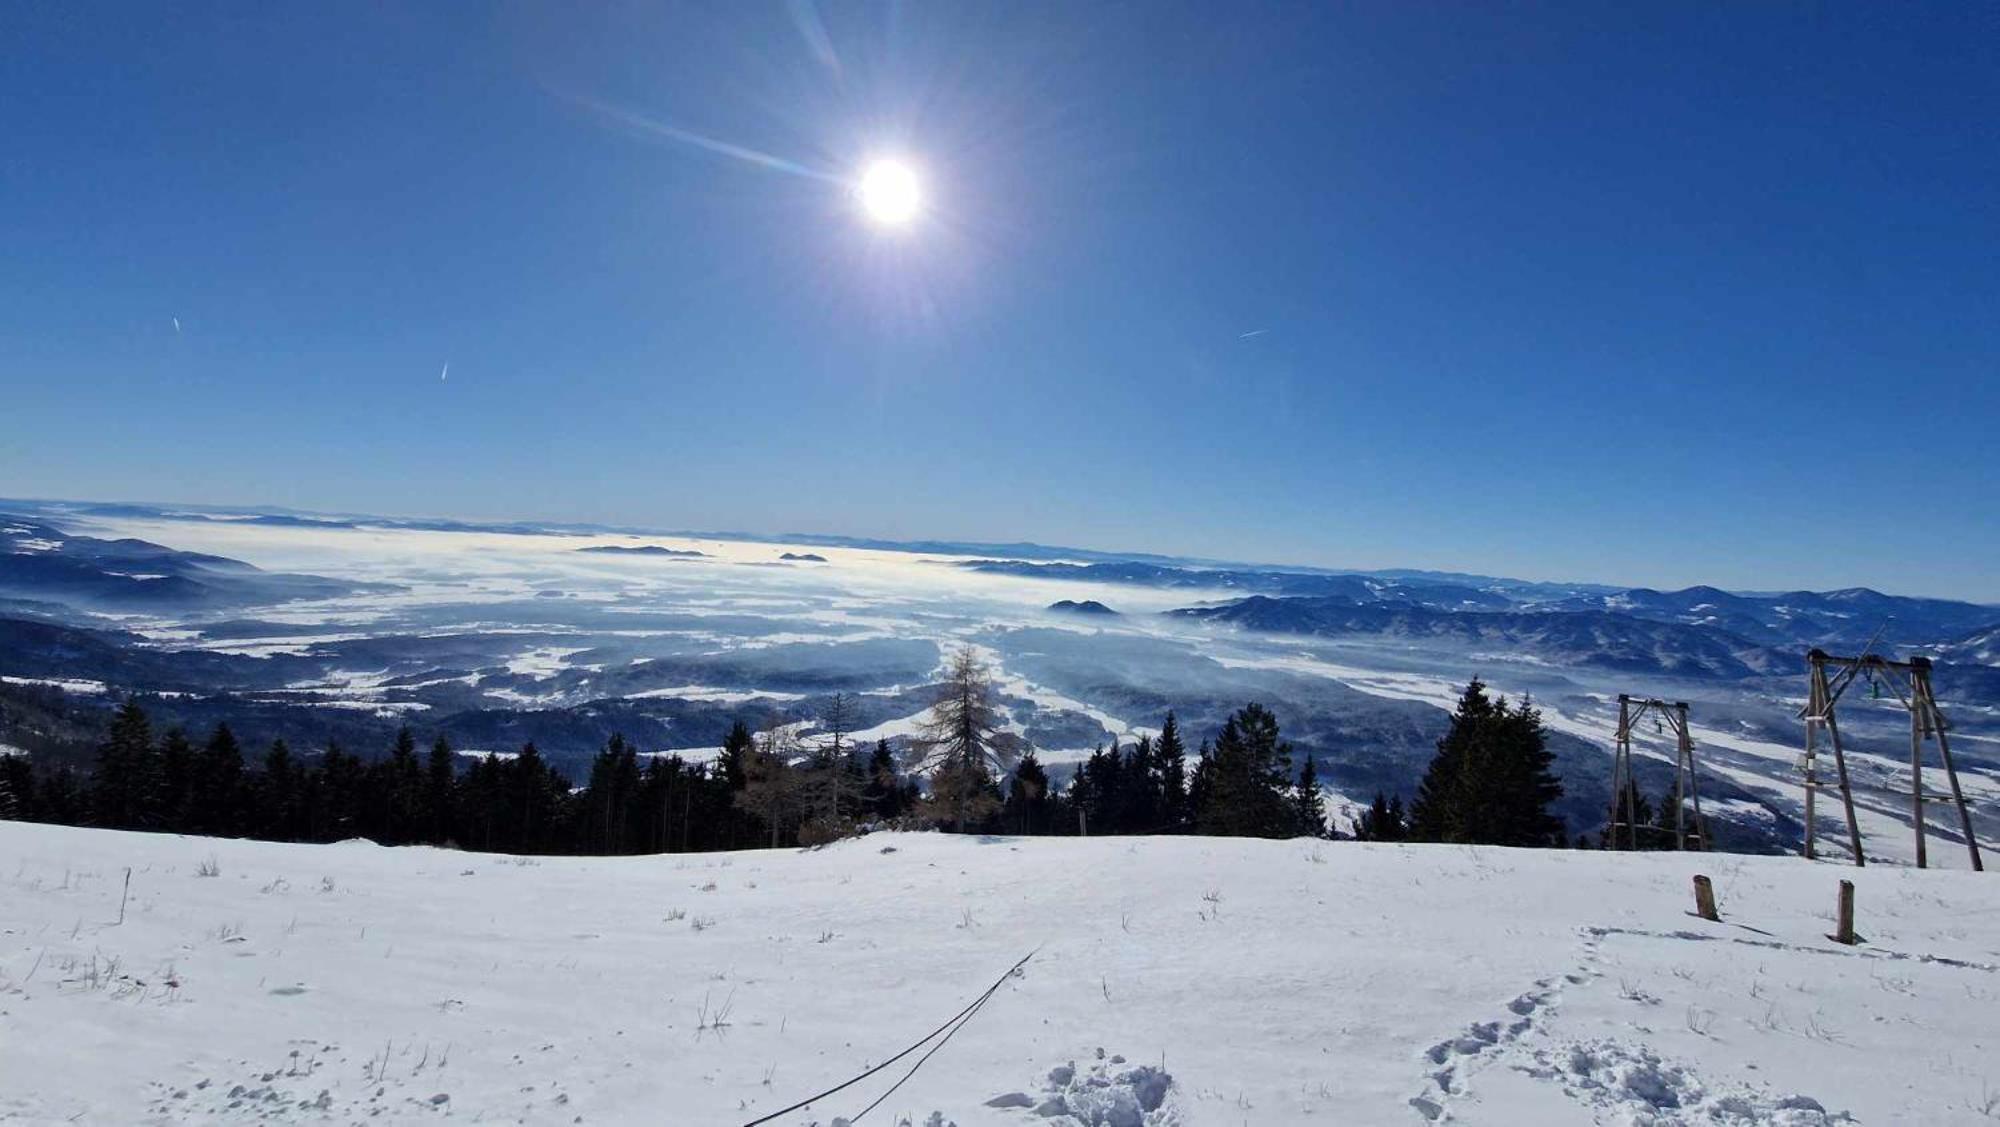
[4, 823, 1998, 1125]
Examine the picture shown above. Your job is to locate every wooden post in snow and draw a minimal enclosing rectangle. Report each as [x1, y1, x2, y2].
[1832, 880, 1856, 945]
[1692, 874, 1719, 921]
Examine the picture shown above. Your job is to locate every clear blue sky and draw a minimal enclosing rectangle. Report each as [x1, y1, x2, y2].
[4, 4, 1996, 599]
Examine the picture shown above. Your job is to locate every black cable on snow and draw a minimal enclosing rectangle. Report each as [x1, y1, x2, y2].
[738, 947, 1037, 1127]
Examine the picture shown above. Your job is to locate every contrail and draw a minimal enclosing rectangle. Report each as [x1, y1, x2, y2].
[440, 362, 449, 382]
[550, 87, 842, 184]
[1239, 328, 1268, 339]
[786, 0, 843, 79]
[172, 317, 181, 334]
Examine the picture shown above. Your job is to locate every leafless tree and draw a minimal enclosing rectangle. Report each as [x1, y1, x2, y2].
[798, 693, 864, 840]
[910, 647, 1015, 831]
[735, 727, 802, 847]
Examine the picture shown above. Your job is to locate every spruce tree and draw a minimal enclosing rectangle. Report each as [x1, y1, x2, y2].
[1353, 791, 1407, 841]
[92, 701, 158, 830]
[425, 735, 455, 844]
[1195, 703, 1296, 838]
[158, 726, 196, 832]
[862, 739, 903, 820]
[1410, 679, 1565, 847]
[1001, 750, 1055, 835]
[1155, 712, 1189, 831]
[0, 757, 25, 820]
[194, 723, 245, 837]
[1292, 754, 1327, 838]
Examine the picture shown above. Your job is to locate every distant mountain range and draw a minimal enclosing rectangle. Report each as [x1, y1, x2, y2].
[957, 558, 1998, 660]
[0, 515, 382, 612]
[1169, 597, 1785, 680]
[576, 545, 707, 558]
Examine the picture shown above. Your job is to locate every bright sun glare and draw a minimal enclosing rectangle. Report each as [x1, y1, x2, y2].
[856, 159, 922, 226]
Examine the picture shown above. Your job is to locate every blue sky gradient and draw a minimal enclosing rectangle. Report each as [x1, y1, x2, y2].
[4, 4, 1996, 598]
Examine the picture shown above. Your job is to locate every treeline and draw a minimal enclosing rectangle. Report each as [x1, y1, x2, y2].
[0, 664, 1572, 854]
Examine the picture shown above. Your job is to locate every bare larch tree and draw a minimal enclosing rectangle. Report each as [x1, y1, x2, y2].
[909, 647, 1016, 831]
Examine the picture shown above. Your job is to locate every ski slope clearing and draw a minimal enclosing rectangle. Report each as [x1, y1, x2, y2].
[3, 824, 1998, 1125]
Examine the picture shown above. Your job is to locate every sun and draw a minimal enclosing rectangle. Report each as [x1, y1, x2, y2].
[855, 159, 922, 226]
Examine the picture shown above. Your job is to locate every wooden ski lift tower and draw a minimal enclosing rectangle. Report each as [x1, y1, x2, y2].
[1799, 648, 1982, 871]
[1607, 695, 1708, 851]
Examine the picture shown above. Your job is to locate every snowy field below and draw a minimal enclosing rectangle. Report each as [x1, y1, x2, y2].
[2, 824, 1998, 1126]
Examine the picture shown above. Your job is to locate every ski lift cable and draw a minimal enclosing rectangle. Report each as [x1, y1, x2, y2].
[740, 947, 1038, 1127]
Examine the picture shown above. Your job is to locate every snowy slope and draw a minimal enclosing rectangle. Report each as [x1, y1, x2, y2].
[3, 823, 1998, 1125]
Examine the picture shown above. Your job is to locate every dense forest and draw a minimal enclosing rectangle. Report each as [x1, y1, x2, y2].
[0, 650, 1603, 854]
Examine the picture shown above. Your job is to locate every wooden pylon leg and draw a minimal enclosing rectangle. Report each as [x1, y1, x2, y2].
[1681, 708, 1708, 851]
[1674, 737, 1687, 850]
[1825, 712, 1865, 868]
[1909, 701, 1928, 870]
[1802, 716, 1820, 862]
[1928, 695, 1983, 872]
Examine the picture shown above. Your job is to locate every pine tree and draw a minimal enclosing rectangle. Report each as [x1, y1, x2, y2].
[259, 739, 300, 841]
[381, 727, 424, 845]
[1410, 679, 1565, 847]
[1353, 791, 1407, 841]
[193, 722, 245, 837]
[1078, 744, 1125, 834]
[1001, 750, 1058, 835]
[425, 735, 456, 844]
[158, 726, 196, 831]
[1292, 754, 1327, 838]
[92, 700, 159, 830]
[0, 756, 25, 820]
[1122, 734, 1163, 832]
[37, 766, 87, 825]
[1155, 712, 1189, 832]
[1195, 703, 1296, 838]
[861, 739, 904, 820]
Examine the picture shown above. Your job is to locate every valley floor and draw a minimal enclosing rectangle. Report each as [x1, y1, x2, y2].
[2, 824, 1997, 1125]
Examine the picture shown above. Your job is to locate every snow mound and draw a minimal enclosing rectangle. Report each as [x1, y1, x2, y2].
[1520, 1040, 1852, 1125]
[991, 1049, 1178, 1126]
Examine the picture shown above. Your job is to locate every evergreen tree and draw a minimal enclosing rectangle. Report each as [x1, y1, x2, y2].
[1001, 750, 1059, 835]
[425, 735, 456, 844]
[1186, 738, 1214, 829]
[1122, 734, 1163, 832]
[1155, 712, 1189, 832]
[36, 766, 88, 825]
[379, 727, 424, 845]
[258, 739, 301, 842]
[1353, 791, 1407, 841]
[193, 722, 245, 837]
[0, 755, 26, 820]
[92, 700, 159, 829]
[1195, 703, 1296, 838]
[581, 733, 643, 853]
[860, 739, 905, 820]
[1292, 753, 1327, 837]
[1409, 680, 1565, 847]
[1078, 743, 1126, 834]
[158, 726, 196, 831]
